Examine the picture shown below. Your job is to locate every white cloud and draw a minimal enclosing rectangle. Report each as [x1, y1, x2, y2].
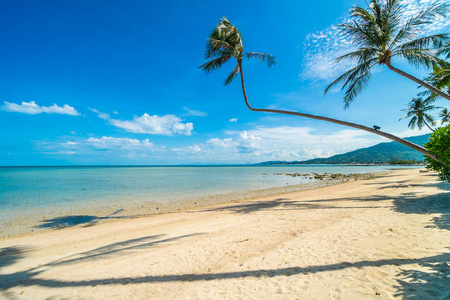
[91, 108, 194, 136]
[301, 0, 450, 82]
[236, 131, 262, 153]
[188, 144, 202, 153]
[38, 136, 167, 164]
[207, 137, 234, 148]
[176, 126, 381, 163]
[229, 118, 238, 122]
[85, 137, 156, 149]
[2, 101, 80, 116]
[90, 108, 110, 120]
[181, 107, 208, 117]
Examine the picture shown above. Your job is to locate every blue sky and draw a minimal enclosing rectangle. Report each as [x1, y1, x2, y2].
[1, 0, 449, 165]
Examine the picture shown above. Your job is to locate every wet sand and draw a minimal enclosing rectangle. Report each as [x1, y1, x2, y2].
[0, 169, 449, 299]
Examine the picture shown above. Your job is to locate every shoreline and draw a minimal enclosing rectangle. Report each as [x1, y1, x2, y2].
[0, 169, 449, 299]
[1, 171, 389, 240]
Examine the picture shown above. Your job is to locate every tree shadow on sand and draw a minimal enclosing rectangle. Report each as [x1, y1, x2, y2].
[198, 196, 393, 215]
[394, 252, 450, 299]
[199, 176, 450, 231]
[393, 191, 450, 231]
[1, 246, 448, 299]
[0, 232, 204, 293]
[34, 209, 142, 230]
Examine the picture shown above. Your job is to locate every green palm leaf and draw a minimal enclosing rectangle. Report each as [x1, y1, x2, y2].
[326, 0, 450, 106]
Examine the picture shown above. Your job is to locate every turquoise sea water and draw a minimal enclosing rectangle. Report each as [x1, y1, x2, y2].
[0, 165, 418, 215]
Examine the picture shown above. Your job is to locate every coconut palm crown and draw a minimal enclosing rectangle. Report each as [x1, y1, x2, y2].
[199, 17, 275, 86]
[439, 107, 450, 124]
[325, 0, 450, 107]
[400, 97, 437, 131]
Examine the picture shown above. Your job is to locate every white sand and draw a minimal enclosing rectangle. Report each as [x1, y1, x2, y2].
[0, 169, 449, 299]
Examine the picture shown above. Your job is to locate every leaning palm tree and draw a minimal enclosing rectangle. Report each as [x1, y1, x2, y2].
[400, 97, 437, 131]
[325, 0, 450, 107]
[439, 108, 450, 124]
[200, 17, 449, 167]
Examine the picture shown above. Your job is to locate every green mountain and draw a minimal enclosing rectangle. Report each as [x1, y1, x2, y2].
[258, 134, 431, 165]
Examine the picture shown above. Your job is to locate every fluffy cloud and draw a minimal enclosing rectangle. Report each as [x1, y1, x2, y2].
[206, 131, 261, 154]
[229, 118, 238, 122]
[236, 131, 262, 153]
[2, 101, 80, 116]
[301, 0, 450, 82]
[92, 109, 194, 136]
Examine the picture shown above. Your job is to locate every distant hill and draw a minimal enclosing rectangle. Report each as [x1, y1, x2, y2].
[257, 134, 431, 165]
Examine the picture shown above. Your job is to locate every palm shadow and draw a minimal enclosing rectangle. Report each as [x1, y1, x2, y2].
[0, 246, 29, 270]
[47, 233, 203, 267]
[0, 232, 204, 291]
[1, 249, 448, 300]
[34, 209, 141, 230]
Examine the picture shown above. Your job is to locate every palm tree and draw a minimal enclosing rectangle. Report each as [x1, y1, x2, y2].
[325, 0, 450, 107]
[400, 97, 437, 131]
[418, 61, 450, 101]
[438, 41, 450, 59]
[439, 108, 450, 124]
[199, 17, 449, 167]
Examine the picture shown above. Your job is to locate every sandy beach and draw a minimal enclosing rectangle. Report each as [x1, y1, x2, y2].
[0, 169, 449, 299]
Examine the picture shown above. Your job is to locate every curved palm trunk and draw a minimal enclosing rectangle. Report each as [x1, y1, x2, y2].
[237, 63, 449, 167]
[385, 62, 450, 101]
[423, 120, 435, 132]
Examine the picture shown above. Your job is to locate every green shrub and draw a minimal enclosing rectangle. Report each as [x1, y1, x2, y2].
[424, 125, 450, 182]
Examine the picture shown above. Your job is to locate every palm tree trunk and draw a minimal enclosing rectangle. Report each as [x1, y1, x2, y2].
[385, 62, 450, 101]
[237, 62, 449, 167]
[423, 120, 435, 132]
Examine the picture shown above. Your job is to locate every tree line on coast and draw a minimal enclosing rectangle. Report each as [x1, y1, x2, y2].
[199, 0, 450, 182]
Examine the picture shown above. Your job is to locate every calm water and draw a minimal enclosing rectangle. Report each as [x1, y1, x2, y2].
[0, 165, 417, 216]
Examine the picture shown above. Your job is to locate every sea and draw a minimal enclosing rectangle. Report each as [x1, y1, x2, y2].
[0, 165, 420, 237]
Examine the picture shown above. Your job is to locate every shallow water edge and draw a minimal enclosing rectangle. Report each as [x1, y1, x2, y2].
[0, 171, 392, 239]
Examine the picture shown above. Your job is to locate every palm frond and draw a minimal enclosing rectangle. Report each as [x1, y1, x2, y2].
[326, 0, 449, 104]
[204, 38, 234, 58]
[244, 52, 276, 67]
[408, 116, 419, 129]
[425, 113, 437, 126]
[200, 16, 275, 90]
[393, 0, 449, 46]
[338, 22, 378, 48]
[199, 55, 232, 73]
[336, 47, 378, 64]
[400, 96, 438, 130]
[351, 3, 375, 23]
[224, 64, 240, 86]
[394, 34, 449, 53]
[325, 59, 378, 107]
[395, 49, 440, 69]
[439, 107, 450, 124]
[437, 42, 450, 59]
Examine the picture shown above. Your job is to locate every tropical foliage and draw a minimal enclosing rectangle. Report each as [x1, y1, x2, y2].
[199, 17, 275, 87]
[439, 108, 450, 124]
[424, 125, 450, 182]
[325, 0, 450, 107]
[418, 61, 450, 101]
[400, 97, 437, 131]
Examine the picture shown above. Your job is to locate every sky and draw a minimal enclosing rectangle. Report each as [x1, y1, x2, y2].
[1, 0, 449, 166]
